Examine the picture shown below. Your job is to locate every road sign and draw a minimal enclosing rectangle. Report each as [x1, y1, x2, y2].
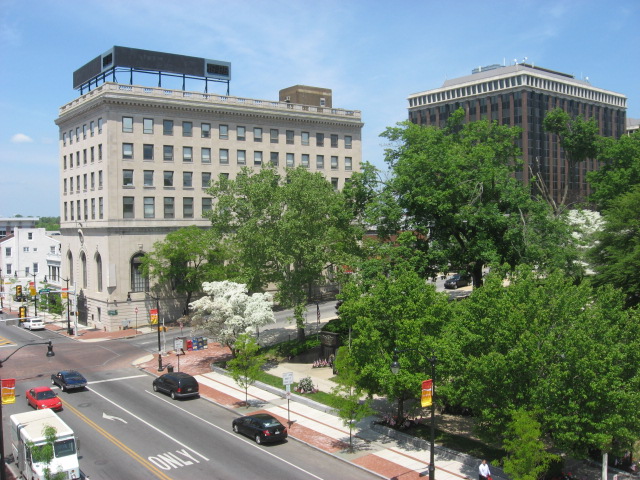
[107, 310, 118, 316]
[134, 307, 138, 314]
[39, 289, 50, 294]
[282, 372, 294, 386]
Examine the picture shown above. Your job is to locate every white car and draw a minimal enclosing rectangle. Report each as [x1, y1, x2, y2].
[23, 317, 45, 330]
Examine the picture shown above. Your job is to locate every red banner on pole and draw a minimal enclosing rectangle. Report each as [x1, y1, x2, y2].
[421, 379, 433, 407]
[150, 308, 159, 325]
[62, 287, 68, 299]
[2, 378, 16, 405]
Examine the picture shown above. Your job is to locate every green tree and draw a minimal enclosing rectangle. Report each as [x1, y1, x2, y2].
[380, 111, 573, 287]
[502, 409, 558, 480]
[35, 217, 61, 231]
[542, 108, 599, 214]
[226, 333, 264, 406]
[587, 130, 640, 209]
[588, 185, 640, 307]
[141, 226, 228, 314]
[27, 425, 67, 480]
[206, 167, 363, 341]
[329, 347, 373, 451]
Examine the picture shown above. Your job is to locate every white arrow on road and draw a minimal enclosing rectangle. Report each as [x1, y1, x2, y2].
[103, 412, 127, 423]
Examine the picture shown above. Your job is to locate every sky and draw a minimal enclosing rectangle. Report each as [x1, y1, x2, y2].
[1, 0, 638, 218]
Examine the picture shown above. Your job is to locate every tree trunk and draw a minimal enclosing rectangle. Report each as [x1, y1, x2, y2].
[471, 261, 484, 288]
[396, 397, 405, 423]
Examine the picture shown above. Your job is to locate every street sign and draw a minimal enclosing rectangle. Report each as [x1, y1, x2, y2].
[107, 310, 118, 316]
[282, 372, 294, 386]
[39, 289, 50, 294]
[134, 307, 138, 314]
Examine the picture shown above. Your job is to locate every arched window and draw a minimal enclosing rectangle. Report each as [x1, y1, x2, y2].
[67, 252, 74, 285]
[130, 253, 149, 293]
[80, 251, 87, 288]
[96, 253, 103, 292]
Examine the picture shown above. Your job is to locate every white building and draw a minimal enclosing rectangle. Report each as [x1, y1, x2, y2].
[56, 49, 363, 332]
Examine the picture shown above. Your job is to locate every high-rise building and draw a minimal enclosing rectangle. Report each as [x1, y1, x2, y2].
[407, 63, 627, 205]
[56, 47, 362, 331]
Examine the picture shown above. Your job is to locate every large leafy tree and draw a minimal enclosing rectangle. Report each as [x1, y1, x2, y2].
[439, 267, 640, 457]
[587, 130, 640, 210]
[189, 280, 275, 355]
[141, 226, 228, 314]
[588, 185, 640, 307]
[206, 166, 363, 341]
[379, 111, 573, 286]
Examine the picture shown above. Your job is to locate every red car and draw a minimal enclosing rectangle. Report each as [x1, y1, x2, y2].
[26, 386, 63, 411]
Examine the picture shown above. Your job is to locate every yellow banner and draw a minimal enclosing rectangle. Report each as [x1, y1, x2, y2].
[150, 308, 158, 325]
[2, 379, 16, 405]
[421, 379, 433, 407]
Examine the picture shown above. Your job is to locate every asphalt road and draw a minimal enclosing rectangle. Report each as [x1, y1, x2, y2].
[0, 323, 379, 480]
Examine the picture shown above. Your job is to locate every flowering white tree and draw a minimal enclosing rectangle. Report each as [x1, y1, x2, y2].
[189, 281, 275, 355]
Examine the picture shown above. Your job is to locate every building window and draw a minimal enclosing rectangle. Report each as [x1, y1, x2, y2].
[183, 197, 194, 218]
[122, 143, 133, 159]
[98, 144, 102, 160]
[219, 149, 229, 165]
[63, 132, 67, 146]
[301, 154, 309, 168]
[143, 118, 154, 134]
[83, 174, 88, 191]
[331, 178, 339, 190]
[254, 151, 262, 166]
[123, 169, 134, 186]
[254, 127, 263, 142]
[201, 147, 211, 163]
[91, 146, 95, 162]
[301, 131, 309, 146]
[122, 116, 133, 133]
[163, 171, 174, 187]
[163, 197, 174, 219]
[83, 149, 87, 164]
[331, 156, 339, 170]
[84, 199, 88, 219]
[70, 202, 74, 220]
[202, 197, 212, 212]
[83, 125, 87, 139]
[63, 179, 67, 194]
[5, 264, 11, 275]
[316, 133, 324, 147]
[237, 150, 246, 165]
[320, 97, 326, 107]
[143, 144, 154, 160]
[181, 146, 192, 163]
[286, 153, 294, 167]
[345, 157, 352, 171]
[91, 198, 95, 219]
[316, 155, 324, 169]
[270, 152, 279, 166]
[24, 247, 30, 253]
[182, 121, 193, 137]
[183, 172, 193, 188]
[219, 124, 228, 139]
[143, 170, 154, 186]
[96, 253, 103, 292]
[97, 118, 103, 134]
[286, 130, 294, 144]
[237, 126, 246, 141]
[130, 253, 149, 292]
[76, 151, 80, 167]
[98, 170, 103, 188]
[99, 197, 104, 219]
[123, 197, 134, 218]
[163, 145, 174, 162]
[90, 120, 95, 136]
[67, 252, 74, 284]
[5, 247, 11, 256]
[201, 123, 211, 138]
[163, 120, 173, 135]
[80, 252, 87, 288]
[270, 129, 279, 143]
[63, 155, 67, 170]
[202, 172, 211, 188]
[345, 135, 352, 149]
[331, 134, 338, 148]
[144, 197, 155, 218]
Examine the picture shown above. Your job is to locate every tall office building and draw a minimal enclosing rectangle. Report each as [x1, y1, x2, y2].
[56, 47, 362, 332]
[407, 63, 627, 204]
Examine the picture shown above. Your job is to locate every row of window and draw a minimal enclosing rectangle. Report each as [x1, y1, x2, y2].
[123, 196, 210, 219]
[119, 144, 354, 169]
[67, 251, 147, 293]
[122, 117, 354, 148]
[63, 171, 103, 194]
[2, 263, 39, 275]
[63, 198, 104, 222]
[62, 119, 103, 146]
[63, 144, 103, 169]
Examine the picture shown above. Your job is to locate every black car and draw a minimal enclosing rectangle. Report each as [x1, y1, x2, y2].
[232, 413, 288, 444]
[152, 372, 199, 399]
[444, 274, 471, 289]
[51, 370, 87, 392]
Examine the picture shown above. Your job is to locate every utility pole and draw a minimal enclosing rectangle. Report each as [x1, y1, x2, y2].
[60, 277, 72, 335]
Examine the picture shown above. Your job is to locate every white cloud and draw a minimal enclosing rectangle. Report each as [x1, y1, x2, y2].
[11, 133, 33, 143]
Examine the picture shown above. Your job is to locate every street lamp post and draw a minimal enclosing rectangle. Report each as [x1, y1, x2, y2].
[60, 277, 72, 335]
[0, 341, 55, 480]
[391, 349, 437, 480]
[31, 273, 38, 318]
[129, 292, 163, 371]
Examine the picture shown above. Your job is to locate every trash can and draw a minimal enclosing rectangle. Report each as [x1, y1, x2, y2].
[166, 364, 174, 373]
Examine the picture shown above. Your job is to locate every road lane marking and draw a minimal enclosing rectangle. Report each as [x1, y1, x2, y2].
[63, 402, 173, 480]
[88, 374, 147, 384]
[146, 390, 325, 480]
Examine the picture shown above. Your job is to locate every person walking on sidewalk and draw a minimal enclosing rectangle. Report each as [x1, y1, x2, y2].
[479, 459, 491, 480]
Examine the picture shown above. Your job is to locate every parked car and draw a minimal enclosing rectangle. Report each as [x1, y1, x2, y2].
[51, 370, 87, 392]
[152, 372, 199, 400]
[444, 274, 471, 289]
[22, 317, 45, 330]
[26, 386, 63, 411]
[232, 413, 288, 444]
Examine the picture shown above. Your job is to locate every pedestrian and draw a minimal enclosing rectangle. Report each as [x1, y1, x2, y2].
[479, 459, 491, 480]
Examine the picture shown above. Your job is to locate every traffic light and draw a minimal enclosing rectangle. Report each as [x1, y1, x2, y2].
[19, 306, 27, 319]
[16, 285, 22, 298]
